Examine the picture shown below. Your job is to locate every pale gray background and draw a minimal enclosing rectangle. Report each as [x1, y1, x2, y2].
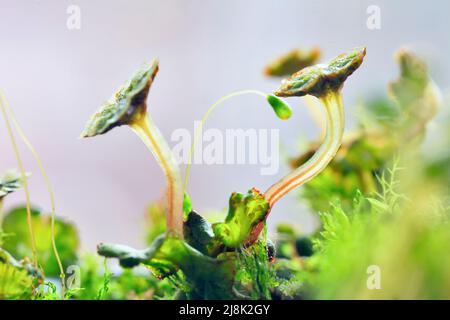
[0, 0, 449, 251]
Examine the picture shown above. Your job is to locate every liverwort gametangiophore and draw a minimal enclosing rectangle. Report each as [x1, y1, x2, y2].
[81, 59, 185, 239]
[87, 47, 366, 299]
[265, 47, 367, 206]
[244, 47, 367, 245]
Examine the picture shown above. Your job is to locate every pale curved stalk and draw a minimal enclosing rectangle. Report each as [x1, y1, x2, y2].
[0, 92, 66, 298]
[184, 89, 268, 193]
[303, 95, 326, 138]
[265, 92, 344, 207]
[0, 94, 38, 267]
[131, 115, 184, 238]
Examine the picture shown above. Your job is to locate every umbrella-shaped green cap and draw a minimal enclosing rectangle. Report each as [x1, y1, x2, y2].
[275, 47, 366, 98]
[81, 59, 159, 138]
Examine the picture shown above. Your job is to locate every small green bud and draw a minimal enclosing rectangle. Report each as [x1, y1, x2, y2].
[266, 94, 292, 120]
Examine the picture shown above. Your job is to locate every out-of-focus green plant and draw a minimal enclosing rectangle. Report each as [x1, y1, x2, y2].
[264, 47, 321, 77]
[274, 224, 314, 260]
[0, 262, 34, 299]
[291, 49, 441, 212]
[145, 202, 167, 244]
[1, 92, 68, 296]
[74, 253, 179, 300]
[301, 161, 450, 299]
[72, 254, 108, 300]
[2, 206, 79, 277]
[33, 281, 81, 300]
[0, 170, 43, 300]
[0, 245, 43, 299]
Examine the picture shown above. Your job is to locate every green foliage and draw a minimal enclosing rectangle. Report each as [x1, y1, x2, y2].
[72, 254, 103, 300]
[34, 281, 81, 300]
[116, 190, 278, 299]
[2, 206, 79, 276]
[213, 189, 269, 248]
[108, 269, 175, 300]
[0, 262, 34, 299]
[95, 259, 112, 300]
[270, 258, 305, 300]
[98, 234, 238, 299]
[145, 202, 167, 244]
[274, 224, 314, 259]
[235, 239, 275, 300]
[0, 247, 42, 279]
[0, 230, 7, 247]
[73, 253, 176, 300]
[183, 193, 193, 220]
[302, 163, 450, 299]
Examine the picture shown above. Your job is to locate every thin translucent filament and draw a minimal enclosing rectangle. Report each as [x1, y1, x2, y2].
[0, 91, 66, 298]
[0, 93, 38, 268]
[183, 89, 268, 193]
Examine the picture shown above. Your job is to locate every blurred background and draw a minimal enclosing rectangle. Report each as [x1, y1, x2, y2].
[0, 0, 449, 251]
